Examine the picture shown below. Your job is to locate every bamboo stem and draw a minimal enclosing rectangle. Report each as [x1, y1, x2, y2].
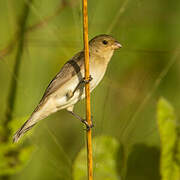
[82, 0, 93, 180]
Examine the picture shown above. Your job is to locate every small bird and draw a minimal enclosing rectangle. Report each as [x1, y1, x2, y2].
[13, 34, 122, 143]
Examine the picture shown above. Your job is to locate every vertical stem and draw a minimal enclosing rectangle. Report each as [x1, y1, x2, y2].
[82, 0, 93, 180]
[3, 0, 32, 140]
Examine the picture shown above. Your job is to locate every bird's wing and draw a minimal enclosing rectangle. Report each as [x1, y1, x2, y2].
[13, 51, 85, 143]
[42, 51, 84, 99]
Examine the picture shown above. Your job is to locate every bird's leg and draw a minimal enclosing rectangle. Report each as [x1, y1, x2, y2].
[70, 75, 93, 98]
[66, 90, 73, 99]
[67, 110, 94, 131]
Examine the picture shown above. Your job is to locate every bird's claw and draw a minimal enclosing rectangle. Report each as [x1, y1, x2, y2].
[82, 119, 94, 131]
[82, 75, 93, 84]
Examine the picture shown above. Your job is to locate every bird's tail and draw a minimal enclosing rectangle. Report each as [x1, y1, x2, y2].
[13, 117, 37, 143]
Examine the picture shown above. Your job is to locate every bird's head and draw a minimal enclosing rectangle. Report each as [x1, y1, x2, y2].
[89, 34, 122, 58]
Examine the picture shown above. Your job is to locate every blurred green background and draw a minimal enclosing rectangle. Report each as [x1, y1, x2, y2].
[0, 0, 180, 179]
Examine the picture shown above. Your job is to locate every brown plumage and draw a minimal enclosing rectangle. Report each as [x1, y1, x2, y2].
[13, 34, 122, 143]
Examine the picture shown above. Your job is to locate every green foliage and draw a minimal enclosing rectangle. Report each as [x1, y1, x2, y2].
[73, 136, 121, 180]
[0, 0, 34, 177]
[0, 142, 33, 175]
[73, 135, 162, 180]
[0, 0, 180, 179]
[0, 116, 33, 176]
[124, 144, 160, 180]
[157, 98, 180, 180]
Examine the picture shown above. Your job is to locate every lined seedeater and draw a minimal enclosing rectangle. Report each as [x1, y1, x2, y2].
[13, 34, 122, 143]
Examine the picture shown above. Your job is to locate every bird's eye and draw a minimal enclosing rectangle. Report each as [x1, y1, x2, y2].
[102, 40, 108, 45]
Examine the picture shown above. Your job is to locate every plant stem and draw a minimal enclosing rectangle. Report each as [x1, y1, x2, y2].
[82, 0, 93, 179]
[3, 0, 33, 140]
[0, 0, 68, 60]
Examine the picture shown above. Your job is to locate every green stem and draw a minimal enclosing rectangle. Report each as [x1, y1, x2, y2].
[3, 0, 33, 141]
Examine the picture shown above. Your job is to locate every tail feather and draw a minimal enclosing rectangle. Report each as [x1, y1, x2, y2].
[13, 129, 24, 143]
[13, 101, 50, 143]
[13, 118, 36, 143]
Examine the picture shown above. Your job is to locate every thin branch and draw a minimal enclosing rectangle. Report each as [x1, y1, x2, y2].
[123, 48, 180, 141]
[0, 36, 17, 60]
[26, 0, 68, 33]
[82, 0, 93, 179]
[0, 0, 69, 60]
[106, 0, 130, 34]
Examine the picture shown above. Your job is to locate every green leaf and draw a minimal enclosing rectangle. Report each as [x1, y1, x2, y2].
[0, 116, 33, 176]
[0, 142, 33, 175]
[73, 136, 121, 180]
[157, 97, 180, 180]
[124, 144, 160, 180]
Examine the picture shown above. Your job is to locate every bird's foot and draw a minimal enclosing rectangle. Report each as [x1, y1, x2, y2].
[82, 120, 94, 131]
[82, 116, 94, 131]
[82, 75, 93, 84]
[68, 111, 94, 131]
[69, 75, 93, 99]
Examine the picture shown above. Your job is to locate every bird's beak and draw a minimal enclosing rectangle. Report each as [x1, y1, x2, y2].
[113, 41, 122, 49]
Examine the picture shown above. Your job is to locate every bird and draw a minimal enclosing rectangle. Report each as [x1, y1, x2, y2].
[13, 34, 122, 143]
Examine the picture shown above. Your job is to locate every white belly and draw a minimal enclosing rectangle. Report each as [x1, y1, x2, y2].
[54, 63, 107, 110]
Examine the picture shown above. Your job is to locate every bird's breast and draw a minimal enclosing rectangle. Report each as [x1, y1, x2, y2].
[89, 63, 107, 91]
[54, 60, 108, 110]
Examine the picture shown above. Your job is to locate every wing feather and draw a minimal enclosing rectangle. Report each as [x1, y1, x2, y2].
[44, 51, 84, 98]
[33, 51, 84, 112]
